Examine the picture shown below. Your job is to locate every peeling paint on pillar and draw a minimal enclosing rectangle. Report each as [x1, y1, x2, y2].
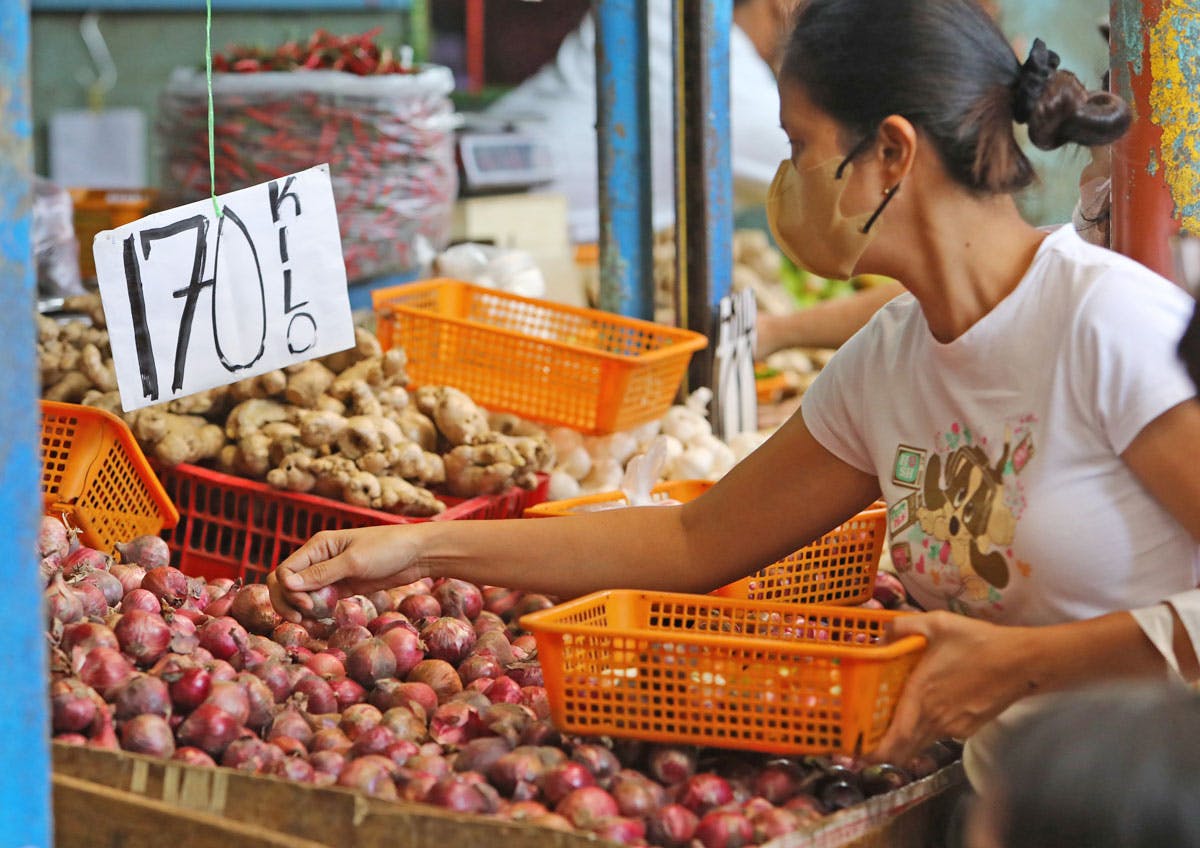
[1148, 1, 1200, 234]
[1112, 0, 1146, 97]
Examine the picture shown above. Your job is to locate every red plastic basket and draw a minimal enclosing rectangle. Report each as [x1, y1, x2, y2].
[158, 463, 548, 584]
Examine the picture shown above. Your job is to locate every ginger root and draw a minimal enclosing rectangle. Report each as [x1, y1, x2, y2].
[337, 415, 404, 460]
[320, 326, 383, 374]
[225, 399, 293, 441]
[443, 441, 526, 497]
[44, 372, 93, 403]
[266, 452, 317, 493]
[80, 344, 117, 393]
[285, 361, 337, 409]
[229, 370, 287, 401]
[298, 409, 349, 450]
[374, 476, 444, 517]
[415, 386, 491, 447]
[135, 411, 226, 467]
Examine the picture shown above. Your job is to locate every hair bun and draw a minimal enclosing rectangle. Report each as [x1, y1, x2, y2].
[1026, 73, 1132, 151]
[1012, 38, 1061, 124]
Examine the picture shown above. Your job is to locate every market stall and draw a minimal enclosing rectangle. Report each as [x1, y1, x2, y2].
[9, 0, 1200, 846]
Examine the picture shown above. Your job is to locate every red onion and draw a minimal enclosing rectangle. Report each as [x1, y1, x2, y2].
[115, 534, 170, 570]
[309, 727, 352, 754]
[680, 774, 735, 815]
[247, 660, 289, 706]
[120, 588, 160, 615]
[472, 630, 515, 665]
[333, 596, 375, 630]
[305, 652, 345, 680]
[752, 807, 804, 841]
[114, 609, 172, 666]
[330, 676, 366, 711]
[454, 737, 513, 776]
[336, 756, 398, 800]
[80, 571, 124, 607]
[398, 594, 441, 622]
[293, 674, 338, 714]
[79, 646, 133, 698]
[504, 661, 543, 689]
[327, 625, 372, 654]
[380, 706, 428, 744]
[383, 739, 420, 769]
[594, 817, 646, 845]
[427, 775, 500, 814]
[433, 579, 483, 621]
[482, 586, 521, 617]
[110, 564, 147, 596]
[429, 701, 484, 746]
[296, 584, 338, 620]
[113, 674, 172, 720]
[369, 680, 435, 719]
[166, 666, 212, 711]
[141, 567, 190, 607]
[171, 746, 217, 767]
[452, 688, 491, 711]
[236, 672, 275, 732]
[649, 804, 701, 848]
[346, 638, 397, 687]
[570, 744, 621, 788]
[62, 621, 119, 655]
[204, 578, 233, 600]
[119, 713, 175, 758]
[205, 658, 238, 683]
[228, 584, 278, 636]
[88, 703, 119, 750]
[510, 634, 538, 660]
[754, 761, 805, 804]
[268, 707, 314, 746]
[420, 617, 476, 666]
[405, 753, 451, 779]
[407, 660, 462, 703]
[246, 634, 287, 664]
[197, 616, 248, 661]
[62, 546, 112, 579]
[309, 750, 346, 776]
[51, 679, 99, 733]
[483, 676, 521, 705]
[338, 703, 382, 740]
[222, 736, 279, 773]
[556, 786, 620, 829]
[695, 810, 755, 848]
[366, 589, 394, 615]
[283, 664, 315, 693]
[271, 756, 316, 783]
[164, 611, 199, 655]
[368, 611, 416, 637]
[472, 610, 507, 637]
[510, 593, 555, 619]
[350, 725, 398, 758]
[70, 582, 108, 619]
[39, 515, 70, 559]
[177, 703, 241, 757]
[611, 769, 667, 818]
[648, 745, 699, 786]
[518, 686, 550, 719]
[378, 628, 424, 678]
[520, 718, 562, 748]
[204, 680, 250, 726]
[543, 761, 597, 806]
[204, 582, 238, 619]
[271, 621, 309, 648]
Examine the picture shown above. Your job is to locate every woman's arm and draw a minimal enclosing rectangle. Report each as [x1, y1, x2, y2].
[270, 412, 881, 620]
[755, 281, 905, 357]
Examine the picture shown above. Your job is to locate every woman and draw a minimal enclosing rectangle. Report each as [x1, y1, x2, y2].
[271, 0, 1200, 792]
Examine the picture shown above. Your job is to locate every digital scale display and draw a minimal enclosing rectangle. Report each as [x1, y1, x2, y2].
[458, 133, 556, 195]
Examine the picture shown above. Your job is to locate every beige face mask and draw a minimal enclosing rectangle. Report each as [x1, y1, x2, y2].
[767, 155, 899, 281]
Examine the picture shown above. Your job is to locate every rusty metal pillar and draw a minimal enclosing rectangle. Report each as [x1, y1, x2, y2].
[1110, 0, 1200, 277]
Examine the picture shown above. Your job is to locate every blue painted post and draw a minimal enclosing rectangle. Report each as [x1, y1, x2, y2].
[594, 0, 656, 320]
[675, 0, 733, 393]
[0, 1, 53, 845]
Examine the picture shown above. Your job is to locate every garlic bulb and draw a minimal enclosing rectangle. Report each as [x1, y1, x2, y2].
[667, 447, 716, 481]
[661, 406, 711, 447]
[727, 431, 767, 465]
[559, 445, 593, 481]
[549, 427, 584, 458]
[547, 470, 583, 501]
[630, 419, 662, 449]
[580, 458, 624, 494]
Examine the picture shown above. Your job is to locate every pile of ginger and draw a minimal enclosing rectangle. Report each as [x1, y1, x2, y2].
[38, 297, 554, 516]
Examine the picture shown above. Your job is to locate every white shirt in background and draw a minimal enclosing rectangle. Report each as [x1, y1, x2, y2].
[487, 0, 790, 244]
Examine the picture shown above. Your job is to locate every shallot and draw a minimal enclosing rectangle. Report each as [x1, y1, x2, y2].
[176, 703, 241, 757]
[115, 535, 170, 570]
[114, 609, 172, 666]
[119, 714, 175, 758]
[141, 567, 190, 607]
[230, 584, 279, 635]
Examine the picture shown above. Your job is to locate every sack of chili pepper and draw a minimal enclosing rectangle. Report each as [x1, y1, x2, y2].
[158, 63, 459, 281]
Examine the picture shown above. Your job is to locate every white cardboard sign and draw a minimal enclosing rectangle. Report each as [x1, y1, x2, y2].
[712, 288, 758, 439]
[94, 165, 355, 412]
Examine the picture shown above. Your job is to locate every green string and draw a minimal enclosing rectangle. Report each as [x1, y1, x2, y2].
[206, 0, 222, 218]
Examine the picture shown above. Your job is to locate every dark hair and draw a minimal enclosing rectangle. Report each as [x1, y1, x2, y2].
[780, 0, 1132, 194]
[1181, 302, 1200, 392]
[989, 684, 1200, 848]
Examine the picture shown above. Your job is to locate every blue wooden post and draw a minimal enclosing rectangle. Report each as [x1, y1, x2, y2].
[0, 1, 53, 845]
[675, 0, 733, 393]
[594, 0, 656, 320]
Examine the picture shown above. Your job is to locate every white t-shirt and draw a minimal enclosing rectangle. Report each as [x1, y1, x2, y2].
[487, 0, 789, 243]
[801, 225, 1199, 791]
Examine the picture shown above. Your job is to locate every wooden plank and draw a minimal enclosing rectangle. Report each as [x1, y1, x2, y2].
[53, 773, 334, 848]
[53, 743, 601, 848]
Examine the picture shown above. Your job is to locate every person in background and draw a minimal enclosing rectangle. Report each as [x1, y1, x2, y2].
[270, 0, 1200, 802]
[486, 0, 793, 244]
[965, 684, 1200, 848]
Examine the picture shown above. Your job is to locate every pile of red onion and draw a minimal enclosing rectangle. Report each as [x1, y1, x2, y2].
[41, 517, 959, 848]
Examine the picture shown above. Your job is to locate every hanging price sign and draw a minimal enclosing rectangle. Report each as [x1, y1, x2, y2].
[94, 165, 355, 412]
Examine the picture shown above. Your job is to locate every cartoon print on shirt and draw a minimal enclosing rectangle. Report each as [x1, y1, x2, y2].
[889, 418, 1036, 613]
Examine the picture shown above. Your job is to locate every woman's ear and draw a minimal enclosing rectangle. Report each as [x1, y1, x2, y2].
[875, 114, 919, 187]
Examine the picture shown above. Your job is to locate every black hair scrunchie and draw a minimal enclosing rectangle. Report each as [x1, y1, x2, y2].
[1012, 38, 1061, 124]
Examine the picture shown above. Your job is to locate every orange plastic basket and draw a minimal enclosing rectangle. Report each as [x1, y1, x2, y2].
[372, 279, 708, 434]
[40, 401, 179, 553]
[525, 481, 887, 606]
[69, 189, 157, 280]
[520, 590, 925, 755]
[158, 463, 549, 585]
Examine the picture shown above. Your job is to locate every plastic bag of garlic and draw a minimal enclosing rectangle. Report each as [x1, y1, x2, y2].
[545, 389, 770, 501]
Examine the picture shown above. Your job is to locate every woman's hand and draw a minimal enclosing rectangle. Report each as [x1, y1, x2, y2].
[869, 611, 1033, 765]
[267, 525, 428, 623]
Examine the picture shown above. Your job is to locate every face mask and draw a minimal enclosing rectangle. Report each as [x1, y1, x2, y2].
[767, 140, 899, 280]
